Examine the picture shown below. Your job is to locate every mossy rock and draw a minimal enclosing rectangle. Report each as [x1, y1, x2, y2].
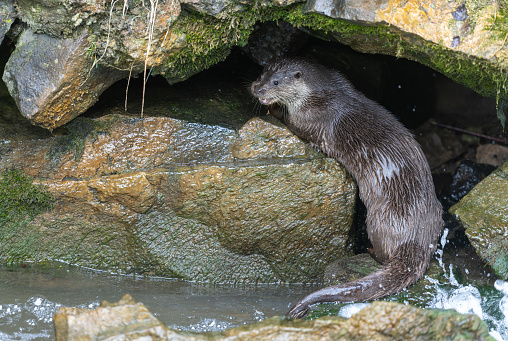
[450, 161, 508, 280]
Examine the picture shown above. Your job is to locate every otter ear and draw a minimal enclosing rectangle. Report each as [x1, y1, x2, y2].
[294, 71, 302, 79]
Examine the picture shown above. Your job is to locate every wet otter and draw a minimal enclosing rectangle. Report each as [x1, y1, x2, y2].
[251, 58, 443, 318]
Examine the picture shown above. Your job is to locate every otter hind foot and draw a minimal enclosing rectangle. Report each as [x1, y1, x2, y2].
[286, 302, 311, 319]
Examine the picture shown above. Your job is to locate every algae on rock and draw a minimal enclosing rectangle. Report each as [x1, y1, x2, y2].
[451, 161, 508, 280]
[0, 170, 55, 264]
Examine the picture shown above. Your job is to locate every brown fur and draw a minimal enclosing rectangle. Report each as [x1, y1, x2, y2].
[251, 58, 443, 318]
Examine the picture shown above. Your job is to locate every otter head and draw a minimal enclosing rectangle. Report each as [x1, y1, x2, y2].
[250, 59, 306, 107]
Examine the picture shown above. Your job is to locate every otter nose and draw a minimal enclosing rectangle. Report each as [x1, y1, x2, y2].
[251, 82, 265, 96]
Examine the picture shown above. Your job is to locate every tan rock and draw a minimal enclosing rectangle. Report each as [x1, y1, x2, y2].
[88, 172, 158, 214]
[476, 144, 508, 167]
[0, 116, 357, 283]
[232, 116, 319, 159]
[377, 0, 504, 60]
[53, 295, 494, 341]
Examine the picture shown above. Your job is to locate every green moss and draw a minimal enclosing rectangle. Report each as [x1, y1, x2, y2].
[0, 170, 55, 264]
[164, 7, 265, 82]
[0, 170, 55, 223]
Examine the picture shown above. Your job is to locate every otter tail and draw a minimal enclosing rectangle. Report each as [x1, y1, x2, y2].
[287, 242, 433, 318]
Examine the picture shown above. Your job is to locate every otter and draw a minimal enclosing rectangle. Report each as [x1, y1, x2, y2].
[251, 58, 443, 318]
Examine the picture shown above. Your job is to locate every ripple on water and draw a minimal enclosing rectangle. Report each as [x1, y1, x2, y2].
[0, 296, 58, 340]
[0, 296, 99, 341]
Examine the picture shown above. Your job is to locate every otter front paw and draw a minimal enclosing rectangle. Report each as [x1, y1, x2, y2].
[286, 302, 310, 319]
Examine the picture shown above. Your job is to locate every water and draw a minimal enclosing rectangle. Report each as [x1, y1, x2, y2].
[336, 229, 508, 341]
[0, 264, 311, 340]
[2, 230, 508, 340]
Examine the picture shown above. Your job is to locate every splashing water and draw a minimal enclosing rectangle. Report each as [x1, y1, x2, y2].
[427, 228, 508, 341]
[336, 228, 508, 340]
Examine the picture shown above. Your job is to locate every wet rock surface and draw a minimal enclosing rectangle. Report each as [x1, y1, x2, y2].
[1, 0, 507, 129]
[53, 294, 495, 341]
[2, 29, 128, 130]
[450, 161, 508, 281]
[0, 114, 356, 283]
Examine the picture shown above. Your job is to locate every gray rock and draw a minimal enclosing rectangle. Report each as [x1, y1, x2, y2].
[303, 0, 389, 22]
[243, 21, 308, 65]
[2, 29, 127, 130]
[0, 0, 15, 44]
[180, 0, 241, 16]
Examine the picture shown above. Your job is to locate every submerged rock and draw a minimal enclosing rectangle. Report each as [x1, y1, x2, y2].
[0, 115, 356, 283]
[451, 161, 508, 280]
[53, 294, 495, 341]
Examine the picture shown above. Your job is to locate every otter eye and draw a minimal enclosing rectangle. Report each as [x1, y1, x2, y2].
[273, 81, 279, 85]
[294, 71, 302, 79]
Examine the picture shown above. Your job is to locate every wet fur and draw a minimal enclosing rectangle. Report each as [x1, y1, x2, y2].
[251, 58, 443, 318]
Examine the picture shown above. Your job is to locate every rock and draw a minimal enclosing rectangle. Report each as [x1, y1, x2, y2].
[323, 253, 380, 285]
[0, 115, 357, 283]
[53, 294, 188, 341]
[439, 160, 496, 210]
[2, 29, 128, 130]
[180, 0, 241, 17]
[242, 21, 308, 65]
[53, 295, 494, 341]
[476, 144, 508, 167]
[14, 0, 182, 72]
[303, 0, 386, 22]
[413, 121, 466, 170]
[450, 161, 508, 280]
[0, 0, 15, 45]
[4, 0, 508, 129]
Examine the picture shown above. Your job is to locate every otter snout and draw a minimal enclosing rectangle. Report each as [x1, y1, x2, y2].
[250, 81, 264, 97]
[251, 81, 274, 105]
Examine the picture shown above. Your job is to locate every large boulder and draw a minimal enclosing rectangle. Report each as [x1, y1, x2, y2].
[0, 115, 357, 283]
[2, 29, 128, 130]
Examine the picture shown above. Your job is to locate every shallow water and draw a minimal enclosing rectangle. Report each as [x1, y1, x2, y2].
[2, 256, 508, 340]
[337, 230, 508, 341]
[0, 263, 313, 340]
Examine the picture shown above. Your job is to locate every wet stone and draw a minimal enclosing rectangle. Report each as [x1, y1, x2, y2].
[0, 115, 357, 283]
[53, 295, 494, 341]
[451, 161, 508, 280]
[2, 29, 127, 130]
